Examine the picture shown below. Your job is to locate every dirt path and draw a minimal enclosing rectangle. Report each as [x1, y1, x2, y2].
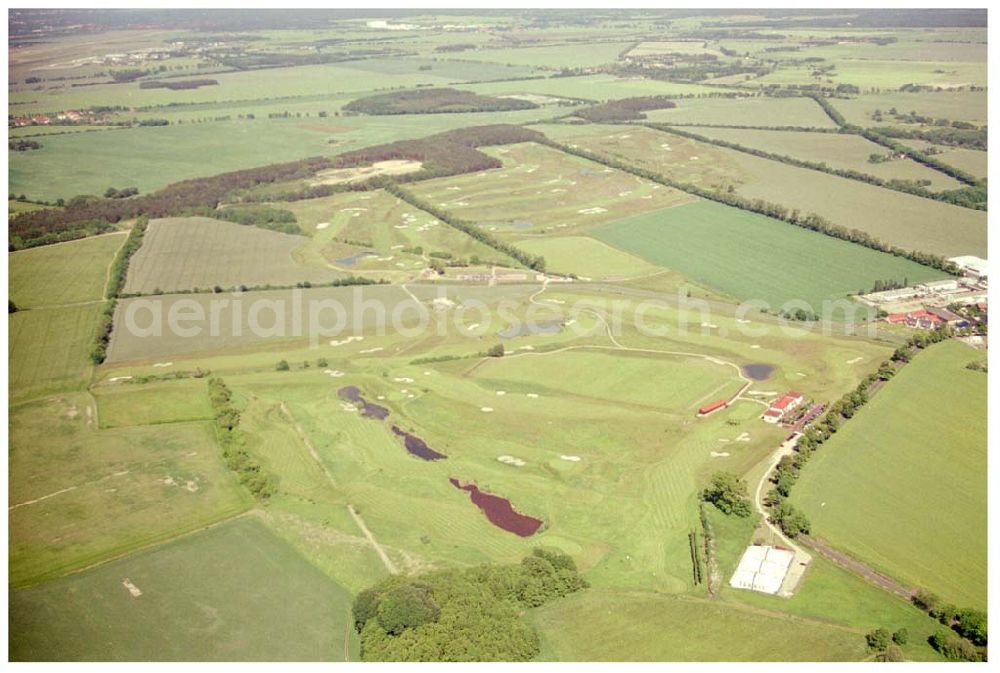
[803, 535, 914, 601]
[348, 504, 398, 575]
[101, 230, 131, 299]
[278, 402, 338, 487]
[278, 403, 397, 575]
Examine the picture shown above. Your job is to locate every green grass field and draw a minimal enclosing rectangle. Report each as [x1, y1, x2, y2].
[530, 590, 867, 661]
[593, 200, 948, 310]
[410, 141, 693, 235]
[9, 393, 251, 587]
[93, 378, 214, 427]
[792, 340, 987, 608]
[832, 90, 988, 129]
[714, 145, 986, 258]
[9, 303, 104, 401]
[283, 189, 518, 277]
[643, 96, 839, 128]
[9, 232, 125, 307]
[680, 126, 962, 191]
[123, 217, 342, 294]
[10, 516, 358, 661]
[514, 235, 665, 280]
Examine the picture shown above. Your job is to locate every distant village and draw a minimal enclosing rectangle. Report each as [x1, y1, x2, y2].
[859, 255, 987, 336]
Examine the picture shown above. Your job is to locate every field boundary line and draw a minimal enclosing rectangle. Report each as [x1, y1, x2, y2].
[15, 510, 253, 588]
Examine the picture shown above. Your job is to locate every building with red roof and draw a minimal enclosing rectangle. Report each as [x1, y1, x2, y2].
[761, 391, 804, 424]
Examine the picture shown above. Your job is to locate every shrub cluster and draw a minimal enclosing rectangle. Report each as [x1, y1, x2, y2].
[353, 548, 588, 661]
[207, 377, 275, 499]
[138, 78, 219, 90]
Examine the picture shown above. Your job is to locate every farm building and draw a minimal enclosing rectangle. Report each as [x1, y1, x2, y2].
[926, 307, 968, 327]
[729, 545, 795, 595]
[761, 391, 803, 424]
[949, 255, 988, 279]
[697, 399, 728, 417]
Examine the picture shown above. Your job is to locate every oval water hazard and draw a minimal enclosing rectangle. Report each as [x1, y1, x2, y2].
[392, 425, 447, 461]
[742, 363, 775, 381]
[449, 478, 543, 537]
[338, 385, 390, 420]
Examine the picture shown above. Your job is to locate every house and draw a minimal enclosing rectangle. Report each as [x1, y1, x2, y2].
[761, 391, 804, 424]
[31, 114, 50, 125]
[885, 309, 945, 329]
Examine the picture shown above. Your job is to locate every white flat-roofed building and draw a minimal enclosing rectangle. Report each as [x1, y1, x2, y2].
[949, 255, 988, 279]
[729, 545, 795, 595]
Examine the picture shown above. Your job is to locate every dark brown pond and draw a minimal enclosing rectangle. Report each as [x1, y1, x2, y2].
[449, 478, 543, 537]
[743, 364, 775, 381]
[392, 425, 447, 461]
[338, 385, 390, 420]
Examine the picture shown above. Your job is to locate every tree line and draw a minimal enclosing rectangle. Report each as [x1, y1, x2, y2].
[650, 124, 984, 211]
[385, 183, 546, 272]
[764, 327, 956, 538]
[536, 135, 961, 275]
[91, 215, 148, 365]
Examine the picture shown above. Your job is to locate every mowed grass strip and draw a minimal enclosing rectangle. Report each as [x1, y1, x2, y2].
[593, 200, 948, 310]
[123, 217, 342, 294]
[530, 590, 866, 661]
[94, 378, 214, 428]
[515, 235, 663, 280]
[792, 340, 986, 608]
[9, 303, 104, 400]
[9, 232, 126, 308]
[10, 516, 357, 661]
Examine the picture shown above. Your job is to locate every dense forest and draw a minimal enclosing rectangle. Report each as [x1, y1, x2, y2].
[343, 88, 539, 115]
[574, 95, 678, 123]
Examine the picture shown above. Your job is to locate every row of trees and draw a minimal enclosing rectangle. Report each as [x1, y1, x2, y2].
[10, 154, 334, 247]
[91, 216, 148, 364]
[538, 135, 961, 275]
[909, 591, 987, 661]
[353, 548, 587, 661]
[138, 78, 219, 90]
[343, 87, 538, 115]
[653, 124, 984, 211]
[9, 139, 41, 151]
[386, 183, 546, 272]
[207, 378, 275, 499]
[765, 327, 955, 537]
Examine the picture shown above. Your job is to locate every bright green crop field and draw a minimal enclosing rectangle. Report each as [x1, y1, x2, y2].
[792, 340, 987, 609]
[593, 200, 948, 310]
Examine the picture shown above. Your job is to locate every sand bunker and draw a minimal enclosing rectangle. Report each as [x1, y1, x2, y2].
[846, 357, 863, 364]
[578, 207, 608, 215]
[393, 377, 415, 383]
[496, 390, 507, 396]
[108, 376, 133, 382]
[330, 335, 364, 347]
[498, 455, 526, 467]
[481, 407, 494, 413]
[316, 222, 330, 230]
[122, 578, 143, 598]
[710, 451, 731, 458]
[559, 455, 581, 462]
[323, 369, 345, 378]
[735, 432, 751, 442]
[152, 362, 173, 367]
[312, 159, 422, 186]
[360, 347, 384, 354]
